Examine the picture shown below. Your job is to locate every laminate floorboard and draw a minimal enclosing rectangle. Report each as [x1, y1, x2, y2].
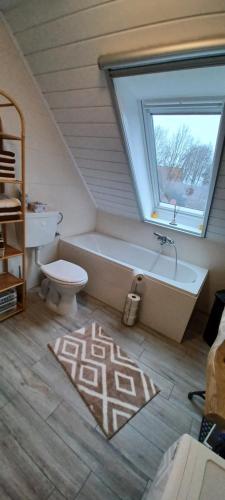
[33, 353, 97, 426]
[145, 393, 193, 435]
[1, 394, 90, 499]
[0, 290, 208, 499]
[129, 405, 180, 452]
[0, 344, 61, 420]
[47, 400, 146, 499]
[0, 420, 53, 500]
[0, 321, 45, 367]
[48, 490, 66, 500]
[0, 374, 17, 409]
[75, 473, 118, 500]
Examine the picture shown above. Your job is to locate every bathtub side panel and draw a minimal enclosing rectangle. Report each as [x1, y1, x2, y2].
[59, 240, 197, 342]
[140, 280, 197, 342]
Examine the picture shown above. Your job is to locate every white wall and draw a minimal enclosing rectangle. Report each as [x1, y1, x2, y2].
[2, 0, 225, 309]
[3, 0, 225, 220]
[96, 210, 225, 313]
[0, 19, 96, 288]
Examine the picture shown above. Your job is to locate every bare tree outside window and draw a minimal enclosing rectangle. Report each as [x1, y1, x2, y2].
[152, 114, 220, 211]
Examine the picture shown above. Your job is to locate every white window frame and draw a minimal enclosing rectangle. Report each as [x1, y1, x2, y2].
[141, 100, 224, 235]
[111, 62, 225, 238]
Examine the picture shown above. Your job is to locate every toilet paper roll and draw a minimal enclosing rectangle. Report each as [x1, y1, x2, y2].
[123, 312, 137, 323]
[122, 293, 141, 326]
[131, 270, 145, 295]
[123, 315, 137, 327]
[124, 293, 140, 313]
[128, 293, 141, 302]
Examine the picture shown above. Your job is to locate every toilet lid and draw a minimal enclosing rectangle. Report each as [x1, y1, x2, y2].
[41, 259, 88, 284]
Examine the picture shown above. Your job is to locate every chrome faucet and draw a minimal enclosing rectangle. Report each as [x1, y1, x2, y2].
[153, 232, 178, 280]
[153, 232, 174, 246]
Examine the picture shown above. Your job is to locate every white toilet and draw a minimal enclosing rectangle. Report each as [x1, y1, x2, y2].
[26, 211, 88, 315]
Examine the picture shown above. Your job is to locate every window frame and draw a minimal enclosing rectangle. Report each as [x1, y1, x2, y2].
[101, 47, 225, 238]
[141, 100, 223, 233]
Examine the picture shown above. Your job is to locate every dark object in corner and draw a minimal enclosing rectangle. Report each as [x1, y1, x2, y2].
[203, 290, 225, 347]
[199, 416, 225, 459]
[188, 390, 205, 401]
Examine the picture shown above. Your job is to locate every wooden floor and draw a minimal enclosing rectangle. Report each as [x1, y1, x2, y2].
[0, 290, 209, 500]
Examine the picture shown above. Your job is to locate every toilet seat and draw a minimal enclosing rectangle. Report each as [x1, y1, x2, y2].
[41, 259, 88, 285]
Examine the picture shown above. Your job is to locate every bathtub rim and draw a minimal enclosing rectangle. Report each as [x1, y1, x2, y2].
[60, 232, 208, 297]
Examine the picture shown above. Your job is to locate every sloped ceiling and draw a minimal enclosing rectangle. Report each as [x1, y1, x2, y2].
[1, 0, 225, 223]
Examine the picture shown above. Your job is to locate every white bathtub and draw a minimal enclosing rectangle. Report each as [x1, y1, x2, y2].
[59, 232, 208, 342]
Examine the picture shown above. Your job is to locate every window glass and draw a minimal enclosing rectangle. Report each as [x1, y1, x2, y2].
[152, 113, 221, 212]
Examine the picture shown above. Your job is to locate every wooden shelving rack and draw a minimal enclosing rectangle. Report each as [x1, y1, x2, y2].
[0, 90, 26, 321]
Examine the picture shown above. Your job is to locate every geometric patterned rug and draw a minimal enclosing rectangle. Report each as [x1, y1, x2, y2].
[48, 322, 160, 438]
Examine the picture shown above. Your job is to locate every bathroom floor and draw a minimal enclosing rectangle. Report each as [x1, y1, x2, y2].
[0, 291, 208, 500]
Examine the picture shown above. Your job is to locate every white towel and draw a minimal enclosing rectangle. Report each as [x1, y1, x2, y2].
[0, 211, 22, 216]
[0, 195, 21, 208]
[0, 170, 15, 175]
[0, 168, 15, 172]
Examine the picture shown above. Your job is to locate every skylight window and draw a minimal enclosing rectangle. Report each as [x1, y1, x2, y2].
[111, 63, 225, 237]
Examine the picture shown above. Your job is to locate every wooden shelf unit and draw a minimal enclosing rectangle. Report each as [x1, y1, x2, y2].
[0, 103, 14, 108]
[0, 179, 22, 184]
[0, 133, 21, 141]
[0, 273, 24, 292]
[0, 219, 24, 224]
[0, 90, 25, 322]
[0, 244, 23, 260]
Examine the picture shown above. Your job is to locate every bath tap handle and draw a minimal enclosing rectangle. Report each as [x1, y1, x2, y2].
[167, 237, 175, 245]
[154, 232, 175, 246]
[153, 232, 163, 239]
[153, 232, 167, 245]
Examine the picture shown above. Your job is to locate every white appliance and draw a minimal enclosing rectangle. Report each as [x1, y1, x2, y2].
[145, 433, 225, 500]
[25, 211, 88, 315]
